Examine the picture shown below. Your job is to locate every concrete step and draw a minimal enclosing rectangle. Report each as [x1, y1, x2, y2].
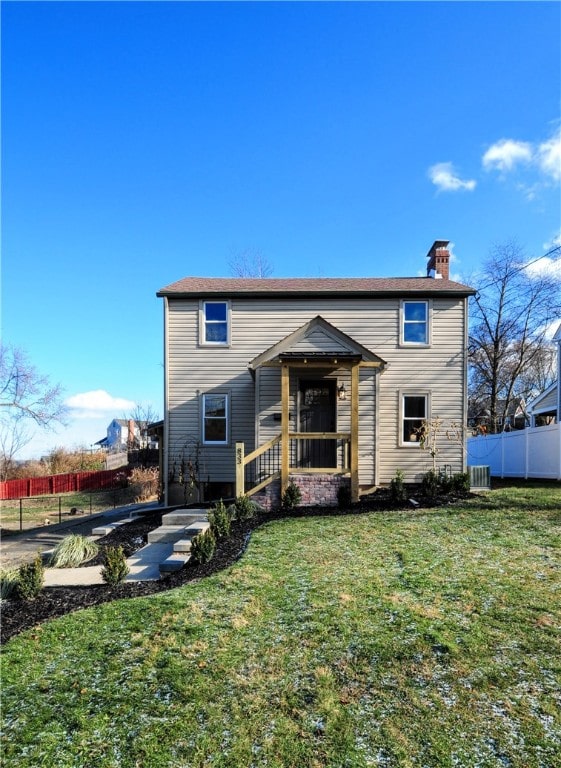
[184, 521, 211, 537]
[162, 509, 209, 526]
[127, 542, 173, 580]
[91, 520, 129, 537]
[173, 538, 193, 553]
[159, 552, 191, 573]
[147, 525, 190, 544]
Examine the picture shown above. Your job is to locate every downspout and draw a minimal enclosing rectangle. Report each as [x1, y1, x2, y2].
[463, 296, 470, 472]
[163, 297, 170, 506]
[557, 331, 561, 481]
[557, 332, 561, 424]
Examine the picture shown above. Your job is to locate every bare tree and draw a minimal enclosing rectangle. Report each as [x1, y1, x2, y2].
[468, 240, 561, 433]
[0, 344, 67, 479]
[127, 403, 160, 452]
[228, 249, 274, 278]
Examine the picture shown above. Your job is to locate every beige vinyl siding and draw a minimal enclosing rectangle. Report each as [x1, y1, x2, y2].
[377, 298, 467, 482]
[166, 296, 467, 485]
[533, 387, 558, 413]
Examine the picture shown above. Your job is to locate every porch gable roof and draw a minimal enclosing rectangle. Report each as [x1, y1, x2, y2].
[248, 315, 386, 370]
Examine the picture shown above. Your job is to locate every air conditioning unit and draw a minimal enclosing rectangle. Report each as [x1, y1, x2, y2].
[468, 465, 491, 490]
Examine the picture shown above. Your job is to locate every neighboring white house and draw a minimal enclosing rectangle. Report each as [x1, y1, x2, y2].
[157, 240, 476, 506]
[527, 322, 561, 427]
[467, 322, 561, 481]
[95, 419, 139, 452]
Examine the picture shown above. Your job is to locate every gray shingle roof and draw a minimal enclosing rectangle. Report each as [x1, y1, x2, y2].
[157, 276, 475, 297]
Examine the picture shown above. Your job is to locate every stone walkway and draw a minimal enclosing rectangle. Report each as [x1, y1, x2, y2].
[0, 502, 160, 571]
[2, 504, 209, 587]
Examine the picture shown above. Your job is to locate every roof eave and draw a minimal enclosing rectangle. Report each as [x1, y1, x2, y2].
[157, 286, 476, 299]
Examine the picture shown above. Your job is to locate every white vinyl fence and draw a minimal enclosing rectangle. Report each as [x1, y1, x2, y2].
[467, 423, 561, 480]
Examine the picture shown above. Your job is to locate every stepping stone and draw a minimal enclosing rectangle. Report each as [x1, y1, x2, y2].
[91, 520, 129, 536]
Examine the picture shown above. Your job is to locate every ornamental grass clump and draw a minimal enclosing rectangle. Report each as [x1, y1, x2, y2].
[0, 568, 20, 602]
[49, 534, 99, 568]
[101, 546, 129, 586]
[16, 555, 44, 600]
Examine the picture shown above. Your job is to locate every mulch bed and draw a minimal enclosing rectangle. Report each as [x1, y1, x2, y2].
[1, 491, 467, 644]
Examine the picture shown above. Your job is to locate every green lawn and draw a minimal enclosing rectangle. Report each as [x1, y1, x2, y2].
[2, 484, 560, 767]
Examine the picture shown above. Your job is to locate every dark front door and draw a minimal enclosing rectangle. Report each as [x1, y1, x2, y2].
[298, 380, 336, 468]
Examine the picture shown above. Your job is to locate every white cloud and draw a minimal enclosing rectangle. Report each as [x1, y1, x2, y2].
[16, 390, 141, 459]
[543, 230, 561, 252]
[537, 129, 561, 181]
[483, 128, 560, 183]
[428, 162, 476, 192]
[65, 389, 136, 418]
[524, 256, 561, 280]
[482, 139, 532, 172]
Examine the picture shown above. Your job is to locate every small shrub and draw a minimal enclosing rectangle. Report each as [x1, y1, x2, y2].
[451, 472, 470, 494]
[390, 469, 407, 503]
[190, 529, 216, 565]
[17, 555, 44, 600]
[281, 482, 302, 511]
[0, 568, 20, 602]
[101, 546, 129, 585]
[337, 483, 352, 509]
[421, 469, 439, 499]
[49, 534, 99, 568]
[209, 499, 231, 539]
[438, 471, 454, 495]
[234, 494, 256, 520]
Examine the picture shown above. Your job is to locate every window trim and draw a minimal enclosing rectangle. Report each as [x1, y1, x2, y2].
[201, 392, 230, 445]
[400, 299, 431, 347]
[399, 391, 431, 447]
[199, 300, 231, 347]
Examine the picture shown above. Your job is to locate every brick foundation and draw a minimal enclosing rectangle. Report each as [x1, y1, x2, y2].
[252, 474, 350, 510]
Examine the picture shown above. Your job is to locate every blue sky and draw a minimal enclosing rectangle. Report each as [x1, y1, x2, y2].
[2, 1, 560, 459]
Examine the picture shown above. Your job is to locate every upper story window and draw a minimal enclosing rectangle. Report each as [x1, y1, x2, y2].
[202, 301, 230, 345]
[402, 300, 429, 345]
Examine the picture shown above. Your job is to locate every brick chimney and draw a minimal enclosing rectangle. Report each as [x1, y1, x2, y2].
[426, 240, 450, 280]
[128, 419, 136, 447]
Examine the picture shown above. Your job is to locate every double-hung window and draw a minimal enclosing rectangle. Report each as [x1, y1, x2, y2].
[402, 300, 429, 345]
[202, 394, 229, 444]
[202, 301, 229, 345]
[402, 394, 427, 445]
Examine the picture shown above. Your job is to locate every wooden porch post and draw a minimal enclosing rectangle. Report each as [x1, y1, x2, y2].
[235, 442, 245, 497]
[281, 363, 290, 494]
[350, 362, 359, 502]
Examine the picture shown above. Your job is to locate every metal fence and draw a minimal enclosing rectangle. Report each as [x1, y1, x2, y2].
[0, 468, 130, 501]
[0, 486, 135, 532]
